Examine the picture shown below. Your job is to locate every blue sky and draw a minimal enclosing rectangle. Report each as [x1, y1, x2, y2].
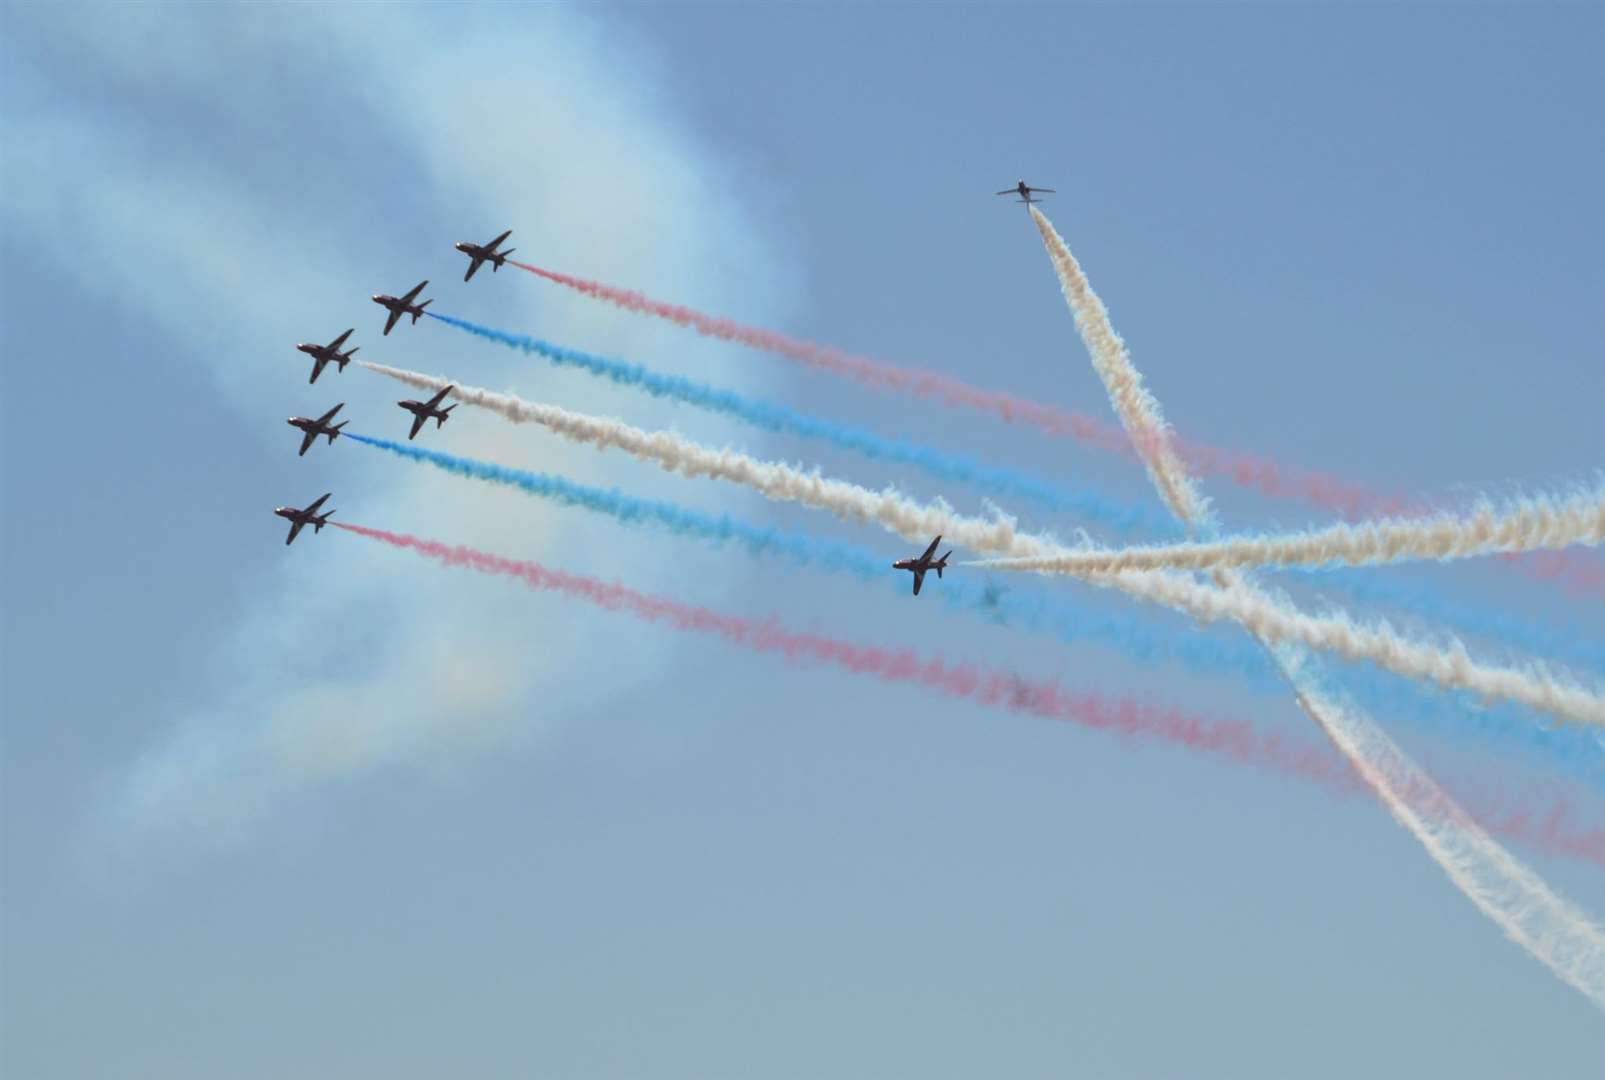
[3, 4, 1603, 1075]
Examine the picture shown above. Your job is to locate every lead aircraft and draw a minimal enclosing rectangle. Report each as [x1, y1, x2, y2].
[995, 180, 1055, 204]
[371, 280, 433, 335]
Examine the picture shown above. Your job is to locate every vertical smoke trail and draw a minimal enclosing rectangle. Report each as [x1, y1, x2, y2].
[1029, 204, 1605, 1009]
[422, 310, 1170, 533]
[357, 363, 1605, 728]
[330, 520, 1605, 869]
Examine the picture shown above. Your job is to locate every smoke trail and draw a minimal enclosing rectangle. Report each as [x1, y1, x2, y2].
[512, 259, 1407, 521]
[346, 431, 1605, 777]
[511, 256, 1605, 596]
[1030, 203, 1605, 1009]
[332, 520, 1605, 870]
[972, 483, 1605, 576]
[359, 362, 1605, 728]
[423, 310, 1168, 534]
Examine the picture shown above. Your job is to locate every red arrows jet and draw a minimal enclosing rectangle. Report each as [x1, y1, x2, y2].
[287, 403, 348, 456]
[295, 328, 358, 384]
[893, 534, 951, 596]
[398, 384, 456, 440]
[995, 180, 1055, 204]
[455, 229, 515, 282]
[274, 493, 334, 545]
[371, 280, 432, 335]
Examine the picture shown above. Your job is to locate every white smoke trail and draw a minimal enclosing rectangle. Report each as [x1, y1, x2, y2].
[973, 483, 1605, 576]
[362, 361, 1605, 727]
[1029, 204, 1605, 1009]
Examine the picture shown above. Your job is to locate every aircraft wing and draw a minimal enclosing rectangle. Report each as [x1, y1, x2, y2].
[327, 328, 353, 350]
[383, 307, 403, 335]
[401, 279, 428, 303]
[994, 189, 1017, 195]
[308, 356, 329, 384]
[408, 412, 428, 440]
[486, 229, 512, 251]
[286, 519, 305, 545]
[1028, 186, 1056, 193]
[920, 534, 943, 561]
[316, 402, 344, 424]
[425, 385, 454, 410]
[463, 257, 484, 282]
[911, 568, 926, 596]
[298, 429, 318, 456]
[303, 492, 332, 514]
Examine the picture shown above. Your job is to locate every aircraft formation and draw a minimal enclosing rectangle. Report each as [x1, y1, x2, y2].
[274, 198, 1048, 583]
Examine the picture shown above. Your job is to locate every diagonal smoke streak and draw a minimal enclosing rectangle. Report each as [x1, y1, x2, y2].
[331, 520, 1605, 870]
[973, 482, 1605, 576]
[423, 310, 1165, 533]
[513, 255, 1605, 598]
[1029, 203, 1605, 1010]
[360, 361, 1605, 728]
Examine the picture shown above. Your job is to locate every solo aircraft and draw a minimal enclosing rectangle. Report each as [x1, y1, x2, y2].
[893, 534, 951, 596]
[295, 328, 358, 384]
[398, 385, 457, 440]
[371, 280, 433, 335]
[274, 492, 334, 545]
[287, 403, 348, 456]
[455, 229, 515, 281]
[995, 180, 1055, 204]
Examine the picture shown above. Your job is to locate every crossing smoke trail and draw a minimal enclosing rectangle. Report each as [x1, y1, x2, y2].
[331, 520, 1605, 869]
[345, 432, 1605, 778]
[423, 310, 1166, 533]
[971, 483, 1605, 577]
[360, 362, 1605, 729]
[511, 257, 1605, 596]
[1029, 203, 1605, 1009]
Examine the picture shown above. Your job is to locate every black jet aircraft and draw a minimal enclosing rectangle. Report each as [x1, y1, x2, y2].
[371, 279, 433, 335]
[274, 492, 334, 545]
[398, 385, 456, 440]
[995, 180, 1056, 204]
[893, 534, 951, 596]
[455, 229, 515, 282]
[287, 403, 348, 456]
[295, 328, 358, 384]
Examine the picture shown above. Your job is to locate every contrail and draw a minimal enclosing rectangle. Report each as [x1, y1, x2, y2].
[423, 310, 1169, 533]
[510, 256, 1605, 597]
[1030, 203, 1605, 1009]
[507, 258, 1388, 518]
[360, 362, 1605, 728]
[346, 431, 1605, 777]
[970, 483, 1605, 576]
[331, 520, 1605, 870]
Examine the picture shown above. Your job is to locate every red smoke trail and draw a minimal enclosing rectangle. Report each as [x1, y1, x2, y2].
[509, 259, 1601, 596]
[334, 520, 1605, 867]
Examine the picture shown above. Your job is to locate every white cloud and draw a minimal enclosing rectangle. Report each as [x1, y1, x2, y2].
[2, 6, 799, 845]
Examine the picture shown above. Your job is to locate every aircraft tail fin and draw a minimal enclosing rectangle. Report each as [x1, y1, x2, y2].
[496, 249, 515, 269]
[314, 510, 334, 532]
[328, 421, 348, 442]
[936, 551, 951, 578]
[412, 299, 433, 322]
[437, 404, 457, 427]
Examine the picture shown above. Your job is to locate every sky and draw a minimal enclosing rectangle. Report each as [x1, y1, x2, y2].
[2, 4, 1603, 1076]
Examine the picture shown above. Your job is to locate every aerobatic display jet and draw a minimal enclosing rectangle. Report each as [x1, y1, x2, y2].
[274, 492, 334, 545]
[294, 328, 358, 384]
[893, 534, 951, 596]
[397, 385, 456, 440]
[371, 279, 433, 335]
[287, 403, 348, 457]
[995, 180, 1055, 204]
[455, 229, 515, 282]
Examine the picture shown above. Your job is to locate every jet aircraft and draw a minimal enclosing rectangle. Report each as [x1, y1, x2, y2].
[995, 180, 1056, 204]
[455, 229, 515, 282]
[893, 534, 951, 596]
[398, 385, 456, 440]
[371, 280, 433, 335]
[295, 328, 358, 384]
[287, 403, 348, 456]
[274, 492, 334, 545]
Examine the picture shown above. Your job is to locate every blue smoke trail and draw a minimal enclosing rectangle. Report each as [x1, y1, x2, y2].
[347, 432, 1605, 784]
[425, 311, 1173, 538]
